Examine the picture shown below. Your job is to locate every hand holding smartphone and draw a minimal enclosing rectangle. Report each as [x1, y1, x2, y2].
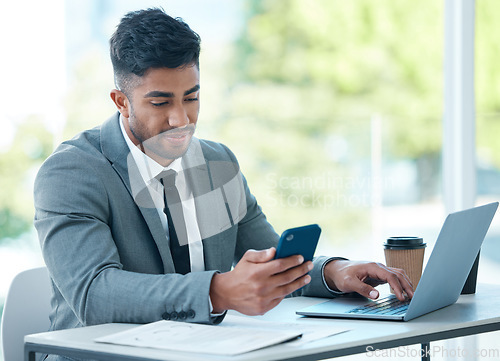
[274, 224, 321, 261]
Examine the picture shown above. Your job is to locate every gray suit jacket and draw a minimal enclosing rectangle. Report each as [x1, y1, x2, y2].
[34, 113, 338, 335]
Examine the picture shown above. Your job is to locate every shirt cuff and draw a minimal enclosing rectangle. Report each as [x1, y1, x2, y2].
[209, 294, 225, 317]
[321, 257, 349, 295]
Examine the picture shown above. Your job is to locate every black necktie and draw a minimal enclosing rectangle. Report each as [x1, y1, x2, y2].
[158, 170, 191, 275]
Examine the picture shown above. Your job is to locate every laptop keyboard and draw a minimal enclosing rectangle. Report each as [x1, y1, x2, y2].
[347, 295, 410, 316]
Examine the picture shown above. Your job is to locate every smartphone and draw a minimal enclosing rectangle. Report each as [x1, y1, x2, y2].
[274, 224, 321, 261]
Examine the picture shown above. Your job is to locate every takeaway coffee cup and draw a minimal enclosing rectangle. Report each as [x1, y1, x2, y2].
[384, 237, 426, 293]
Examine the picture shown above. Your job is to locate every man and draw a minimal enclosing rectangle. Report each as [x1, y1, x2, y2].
[34, 7, 412, 344]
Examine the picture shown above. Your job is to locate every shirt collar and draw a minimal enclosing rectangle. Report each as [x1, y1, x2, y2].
[119, 114, 183, 185]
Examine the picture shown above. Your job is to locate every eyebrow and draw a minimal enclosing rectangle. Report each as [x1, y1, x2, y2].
[144, 84, 200, 98]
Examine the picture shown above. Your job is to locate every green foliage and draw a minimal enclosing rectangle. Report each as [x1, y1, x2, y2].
[0, 48, 113, 246]
[216, 0, 446, 241]
[234, 0, 443, 158]
[0, 117, 53, 242]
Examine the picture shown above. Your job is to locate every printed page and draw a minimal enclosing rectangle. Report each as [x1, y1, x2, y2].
[221, 314, 349, 347]
[95, 319, 302, 356]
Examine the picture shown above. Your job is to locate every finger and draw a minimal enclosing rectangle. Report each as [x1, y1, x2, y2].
[347, 276, 380, 299]
[392, 274, 414, 300]
[387, 266, 413, 289]
[381, 272, 408, 301]
[261, 273, 312, 302]
[379, 265, 414, 299]
[275, 273, 312, 298]
[243, 248, 276, 263]
[361, 263, 412, 301]
[271, 261, 313, 287]
[266, 255, 307, 275]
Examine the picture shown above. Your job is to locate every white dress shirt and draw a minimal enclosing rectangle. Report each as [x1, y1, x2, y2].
[119, 117, 205, 272]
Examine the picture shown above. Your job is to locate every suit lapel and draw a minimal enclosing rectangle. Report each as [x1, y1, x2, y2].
[182, 139, 239, 271]
[100, 113, 175, 273]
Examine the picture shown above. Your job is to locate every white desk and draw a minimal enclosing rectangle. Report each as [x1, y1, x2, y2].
[25, 284, 500, 361]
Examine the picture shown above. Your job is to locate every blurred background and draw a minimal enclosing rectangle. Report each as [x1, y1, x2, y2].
[0, 0, 499, 360]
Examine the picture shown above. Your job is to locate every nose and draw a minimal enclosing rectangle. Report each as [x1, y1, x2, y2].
[168, 104, 189, 128]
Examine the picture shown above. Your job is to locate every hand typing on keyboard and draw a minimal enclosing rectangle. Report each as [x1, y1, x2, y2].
[322, 260, 414, 302]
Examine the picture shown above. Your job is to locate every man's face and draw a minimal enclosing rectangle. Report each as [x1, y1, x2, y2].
[123, 65, 200, 165]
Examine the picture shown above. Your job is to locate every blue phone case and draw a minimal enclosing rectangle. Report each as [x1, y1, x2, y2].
[274, 224, 321, 261]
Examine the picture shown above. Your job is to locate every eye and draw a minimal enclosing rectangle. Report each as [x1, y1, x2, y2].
[185, 97, 199, 102]
[151, 102, 168, 107]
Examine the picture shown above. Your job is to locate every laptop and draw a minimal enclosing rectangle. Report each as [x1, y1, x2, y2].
[297, 202, 498, 321]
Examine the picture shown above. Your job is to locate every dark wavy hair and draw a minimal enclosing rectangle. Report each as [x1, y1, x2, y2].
[110, 8, 201, 93]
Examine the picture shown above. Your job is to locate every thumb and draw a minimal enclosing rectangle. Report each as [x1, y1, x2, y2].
[243, 248, 276, 263]
[351, 279, 379, 300]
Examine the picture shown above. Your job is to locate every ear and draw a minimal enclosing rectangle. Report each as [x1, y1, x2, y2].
[110, 89, 131, 118]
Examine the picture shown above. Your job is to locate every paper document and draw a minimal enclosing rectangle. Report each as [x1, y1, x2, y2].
[95, 314, 349, 355]
[95, 318, 301, 356]
[222, 315, 349, 347]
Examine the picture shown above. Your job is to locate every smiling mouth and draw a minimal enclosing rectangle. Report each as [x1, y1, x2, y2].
[154, 124, 196, 146]
[161, 130, 193, 145]
[167, 132, 189, 138]
[165, 131, 191, 140]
